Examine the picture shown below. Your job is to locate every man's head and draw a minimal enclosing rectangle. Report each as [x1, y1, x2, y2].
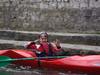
[39, 32, 48, 43]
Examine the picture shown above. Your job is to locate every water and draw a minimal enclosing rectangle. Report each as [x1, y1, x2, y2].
[0, 65, 88, 75]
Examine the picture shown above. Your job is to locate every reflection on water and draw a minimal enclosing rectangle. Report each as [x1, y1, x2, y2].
[0, 66, 87, 75]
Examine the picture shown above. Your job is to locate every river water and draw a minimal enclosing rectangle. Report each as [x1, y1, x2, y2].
[0, 65, 88, 75]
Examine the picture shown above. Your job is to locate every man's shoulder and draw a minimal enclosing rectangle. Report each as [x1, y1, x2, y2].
[49, 42, 56, 47]
[34, 39, 40, 44]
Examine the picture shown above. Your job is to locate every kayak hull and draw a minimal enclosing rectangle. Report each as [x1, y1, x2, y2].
[0, 49, 100, 74]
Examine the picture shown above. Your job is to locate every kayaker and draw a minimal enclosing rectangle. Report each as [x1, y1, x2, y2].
[24, 31, 65, 57]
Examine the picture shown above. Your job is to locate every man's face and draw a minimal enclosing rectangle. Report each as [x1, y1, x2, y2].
[39, 36, 48, 43]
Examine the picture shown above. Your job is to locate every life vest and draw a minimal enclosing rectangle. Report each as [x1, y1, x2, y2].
[26, 40, 54, 57]
[36, 43, 54, 57]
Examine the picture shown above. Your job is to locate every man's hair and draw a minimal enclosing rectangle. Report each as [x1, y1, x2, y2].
[39, 31, 48, 38]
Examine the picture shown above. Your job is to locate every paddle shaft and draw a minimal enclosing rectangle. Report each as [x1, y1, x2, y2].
[0, 57, 34, 62]
[0, 56, 66, 62]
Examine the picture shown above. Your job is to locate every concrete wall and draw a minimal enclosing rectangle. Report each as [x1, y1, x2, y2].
[0, 0, 100, 33]
[0, 30, 100, 46]
[0, 30, 100, 54]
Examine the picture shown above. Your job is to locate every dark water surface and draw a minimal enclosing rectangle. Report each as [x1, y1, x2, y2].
[0, 66, 88, 75]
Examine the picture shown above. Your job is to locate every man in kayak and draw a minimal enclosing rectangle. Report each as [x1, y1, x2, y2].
[24, 31, 65, 57]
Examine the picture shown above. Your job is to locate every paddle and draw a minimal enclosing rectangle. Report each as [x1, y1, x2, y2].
[0, 56, 66, 67]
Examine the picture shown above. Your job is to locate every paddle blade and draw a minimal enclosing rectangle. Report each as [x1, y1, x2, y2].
[0, 56, 11, 67]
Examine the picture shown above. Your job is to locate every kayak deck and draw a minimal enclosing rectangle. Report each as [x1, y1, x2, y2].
[0, 49, 100, 74]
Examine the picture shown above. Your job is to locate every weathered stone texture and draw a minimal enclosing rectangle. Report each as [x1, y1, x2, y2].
[0, 0, 100, 33]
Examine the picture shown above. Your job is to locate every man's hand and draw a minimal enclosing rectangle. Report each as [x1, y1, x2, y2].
[54, 39, 60, 46]
[52, 39, 61, 48]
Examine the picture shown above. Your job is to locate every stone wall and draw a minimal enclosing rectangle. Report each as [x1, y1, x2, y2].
[0, 0, 100, 33]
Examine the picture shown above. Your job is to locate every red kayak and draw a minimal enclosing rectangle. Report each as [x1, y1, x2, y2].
[0, 49, 100, 74]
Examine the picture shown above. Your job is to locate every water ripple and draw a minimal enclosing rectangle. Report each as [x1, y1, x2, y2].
[0, 64, 87, 75]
